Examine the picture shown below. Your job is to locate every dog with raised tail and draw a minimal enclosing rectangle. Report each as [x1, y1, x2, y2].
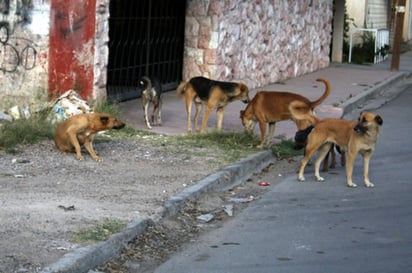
[240, 78, 331, 148]
[139, 76, 163, 129]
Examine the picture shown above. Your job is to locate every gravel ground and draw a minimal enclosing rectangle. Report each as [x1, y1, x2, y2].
[0, 133, 243, 273]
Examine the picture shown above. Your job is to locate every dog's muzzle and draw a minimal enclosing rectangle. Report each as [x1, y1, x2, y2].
[113, 123, 126, 129]
[354, 124, 368, 134]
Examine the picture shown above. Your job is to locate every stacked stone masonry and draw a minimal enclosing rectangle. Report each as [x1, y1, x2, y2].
[184, 0, 333, 89]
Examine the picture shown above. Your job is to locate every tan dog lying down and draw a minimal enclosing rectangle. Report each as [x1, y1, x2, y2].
[240, 78, 330, 148]
[291, 108, 383, 188]
[54, 113, 125, 161]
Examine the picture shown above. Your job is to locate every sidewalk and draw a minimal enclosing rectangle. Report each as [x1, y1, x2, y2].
[119, 50, 412, 142]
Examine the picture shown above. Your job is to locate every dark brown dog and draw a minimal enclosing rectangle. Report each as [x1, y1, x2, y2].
[54, 113, 125, 161]
[240, 78, 330, 148]
[294, 112, 383, 188]
[139, 76, 162, 129]
[176, 76, 250, 132]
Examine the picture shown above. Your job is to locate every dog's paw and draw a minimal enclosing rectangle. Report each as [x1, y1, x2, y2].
[316, 176, 325, 182]
[347, 183, 358, 188]
[365, 182, 375, 188]
[76, 155, 84, 161]
[298, 176, 305, 182]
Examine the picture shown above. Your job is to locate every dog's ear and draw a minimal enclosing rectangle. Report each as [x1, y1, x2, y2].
[100, 116, 109, 124]
[375, 115, 383, 126]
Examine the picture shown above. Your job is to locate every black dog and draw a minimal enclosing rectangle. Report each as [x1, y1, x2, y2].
[294, 125, 345, 172]
[139, 76, 162, 129]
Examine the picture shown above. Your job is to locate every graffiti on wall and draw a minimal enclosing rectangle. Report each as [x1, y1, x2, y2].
[0, 0, 43, 74]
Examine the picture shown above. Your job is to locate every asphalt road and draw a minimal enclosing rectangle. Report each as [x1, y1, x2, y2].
[153, 85, 412, 273]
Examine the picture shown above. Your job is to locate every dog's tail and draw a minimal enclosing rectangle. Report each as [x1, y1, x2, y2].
[176, 81, 188, 100]
[140, 76, 152, 90]
[309, 78, 331, 108]
[289, 100, 320, 126]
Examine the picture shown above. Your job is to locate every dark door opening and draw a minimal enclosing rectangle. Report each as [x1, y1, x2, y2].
[107, 0, 185, 102]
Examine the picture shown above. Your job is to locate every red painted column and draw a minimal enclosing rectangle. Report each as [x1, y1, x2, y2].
[48, 0, 96, 100]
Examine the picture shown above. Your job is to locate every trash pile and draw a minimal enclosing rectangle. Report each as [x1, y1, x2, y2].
[48, 90, 92, 124]
[0, 90, 91, 126]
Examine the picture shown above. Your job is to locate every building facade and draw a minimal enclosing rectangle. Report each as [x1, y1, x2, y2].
[0, 0, 333, 112]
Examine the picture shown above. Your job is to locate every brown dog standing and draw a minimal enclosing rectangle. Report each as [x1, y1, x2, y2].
[240, 78, 330, 148]
[54, 113, 125, 161]
[293, 111, 383, 188]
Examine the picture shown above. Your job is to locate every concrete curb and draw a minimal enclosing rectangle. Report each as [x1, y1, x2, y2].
[341, 72, 408, 116]
[162, 150, 276, 219]
[41, 219, 151, 273]
[41, 150, 276, 273]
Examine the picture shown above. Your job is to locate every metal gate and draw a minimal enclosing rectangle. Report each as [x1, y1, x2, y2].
[107, 0, 186, 102]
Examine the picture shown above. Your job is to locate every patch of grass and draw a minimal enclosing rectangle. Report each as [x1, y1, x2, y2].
[0, 113, 54, 153]
[71, 219, 127, 243]
[92, 99, 121, 117]
[0, 99, 301, 163]
[271, 135, 303, 160]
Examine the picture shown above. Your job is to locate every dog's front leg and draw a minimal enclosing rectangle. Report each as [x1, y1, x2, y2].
[362, 152, 374, 188]
[216, 107, 224, 131]
[200, 105, 213, 133]
[186, 100, 193, 132]
[346, 150, 357, 188]
[257, 120, 267, 149]
[265, 122, 276, 148]
[84, 140, 102, 161]
[143, 102, 152, 129]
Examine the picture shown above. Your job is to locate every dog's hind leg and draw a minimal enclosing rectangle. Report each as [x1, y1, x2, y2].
[155, 100, 162, 126]
[298, 138, 325, 182]
[67, 132, 84, 161]
[314, 143, 332, 181]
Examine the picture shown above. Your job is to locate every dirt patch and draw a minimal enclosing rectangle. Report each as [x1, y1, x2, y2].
[97, 161, 296, 273]
[0, 136, 297, 273]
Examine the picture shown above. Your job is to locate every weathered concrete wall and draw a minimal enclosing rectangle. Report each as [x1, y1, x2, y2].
[0, 0, 50, 111]
[93, 0, 110, 102]
[184, 0, 333, 89]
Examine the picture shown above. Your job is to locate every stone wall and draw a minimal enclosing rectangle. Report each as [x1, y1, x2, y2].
[183, 0, 333, 89]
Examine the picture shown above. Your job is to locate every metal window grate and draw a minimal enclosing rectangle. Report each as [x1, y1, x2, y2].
[107, 0, 185, 102]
